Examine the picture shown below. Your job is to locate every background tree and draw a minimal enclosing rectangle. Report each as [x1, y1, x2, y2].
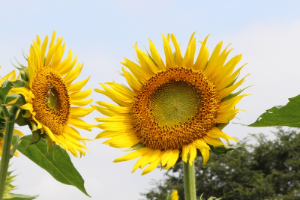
[142, 128, 300, 200]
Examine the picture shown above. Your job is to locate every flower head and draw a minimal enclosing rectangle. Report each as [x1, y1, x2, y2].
[95, 33, 249, 174]
[171, 190, 179, 200]
[10, 31, 94, 157]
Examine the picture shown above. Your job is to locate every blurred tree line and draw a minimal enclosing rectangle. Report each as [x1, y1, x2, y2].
[142, 128, 300, 200]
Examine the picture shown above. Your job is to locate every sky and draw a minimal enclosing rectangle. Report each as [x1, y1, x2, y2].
[1, 1, 300, 199]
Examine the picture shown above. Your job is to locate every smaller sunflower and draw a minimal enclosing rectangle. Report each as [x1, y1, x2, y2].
[10, 31, 94, 157]
[171, 190, 179, 200]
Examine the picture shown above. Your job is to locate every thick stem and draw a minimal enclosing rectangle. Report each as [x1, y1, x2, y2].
[0, 106, 18, 200]
[183, 160, 197, 200]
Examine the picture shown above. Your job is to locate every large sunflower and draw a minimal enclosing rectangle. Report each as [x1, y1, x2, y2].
[95, 33, 249, 174]
[0, 68, 24, 157]
[10, 31, 94, 157]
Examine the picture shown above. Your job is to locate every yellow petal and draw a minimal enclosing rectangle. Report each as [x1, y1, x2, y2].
[161, 149, 173, 167]
[51, 43, 65, 70]
[189, 144, 197, 166]
[70, 89, 92, 100]
[148, 39, 166, 71]
[132, 149, 161, 172]
[97, 121, 133, 132]
[203, 136, 224, 147]
[105, 82, 135, 99]
[207, 127, 238, 143]
[134, 46, 159, 75]
[182, 38, 196, 69]
[171, 34, 183, 66]
[218, 74, 249, 99]
[204, 41, 223, 77]
[199, 147, 210, 165]
[13, 129, 24, 136]
[58, 51, 78, 76]
[64, 63, 83, 85]
[70, 107, 94, 118]
[194, 35, 210, 71]
[70, 98, 93, 107]
[162, 34, 175, 69]
[10, 87, 34, 103]
[218, 94, 249, 113]
[113, 147, 151, 162]
[142, 154, 162, 175]
[68, 76, 90, 93]
[96, 101, 131, 114]
[194, 138, 210, 150]
[121, 58, 150, 83]
[95, 115, 131, 123]
[92, 105, 116, 117]
[216, 64, 246, 91]
[165, 149, 179, 169]
[69, 118, 94, 131]
[103, 132, 140, 148]
[181, 144, 190, 163]
[122, 67, 142, 92]
[95, 130, 120, 139]
[20, 103, 33, 112]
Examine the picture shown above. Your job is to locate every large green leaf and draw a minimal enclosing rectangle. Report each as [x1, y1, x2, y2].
[12, 136, 90, 196]
[249, 94, 300, 127]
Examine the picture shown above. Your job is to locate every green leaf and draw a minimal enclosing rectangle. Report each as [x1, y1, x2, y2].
[4, 193, 39, 200]
[249, 94, 300, 128]
[12, 135, 90, 197]
[0, 81, 13, 103]
[209, 145, 245, 156]
[12, 95, 26, 108]
[10, 135, 22, 158]
[125, 142, 145, 152]
[14, 110, 28, 126]
[5, 95, 19, 104]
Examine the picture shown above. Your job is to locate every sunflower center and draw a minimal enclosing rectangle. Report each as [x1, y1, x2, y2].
[46, 86, 60, 111]
[132, 67, 219, 150]
[31, 67, 70, 135]
[150, 81, 200, 127]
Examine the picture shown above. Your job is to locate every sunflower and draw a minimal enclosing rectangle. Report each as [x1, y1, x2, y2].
[10, 31, 94, 157]
[171, 190, 179, 200]
[0, 68, 24, 157]
[95, 33, 249, 174]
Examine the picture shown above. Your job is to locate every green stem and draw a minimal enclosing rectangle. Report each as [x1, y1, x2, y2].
[183, 160, 197, 200]
[0, 106, 18, 200]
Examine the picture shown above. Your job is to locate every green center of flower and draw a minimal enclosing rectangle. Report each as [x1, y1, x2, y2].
[46, 86, 60, 111]
[150, 80, 201, 127]
[132, 67, 219, 150]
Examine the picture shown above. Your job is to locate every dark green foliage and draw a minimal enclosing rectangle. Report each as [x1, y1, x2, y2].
[142, 129, 300, 200]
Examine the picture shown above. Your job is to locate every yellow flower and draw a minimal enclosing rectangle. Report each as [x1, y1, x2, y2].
[10, 31, 94, 157]
[171, 190, 179, 200]
[95, 33, 249, 174]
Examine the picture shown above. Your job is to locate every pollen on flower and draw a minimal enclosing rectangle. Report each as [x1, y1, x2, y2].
[31, 67, 70, 135]
[132, 67, 220, 150]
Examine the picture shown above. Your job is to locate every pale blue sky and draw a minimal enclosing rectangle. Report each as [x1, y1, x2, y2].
[1, 1, 300, 200]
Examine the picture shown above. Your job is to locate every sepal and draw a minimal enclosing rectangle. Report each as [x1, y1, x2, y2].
[209, 144, 246, 156]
